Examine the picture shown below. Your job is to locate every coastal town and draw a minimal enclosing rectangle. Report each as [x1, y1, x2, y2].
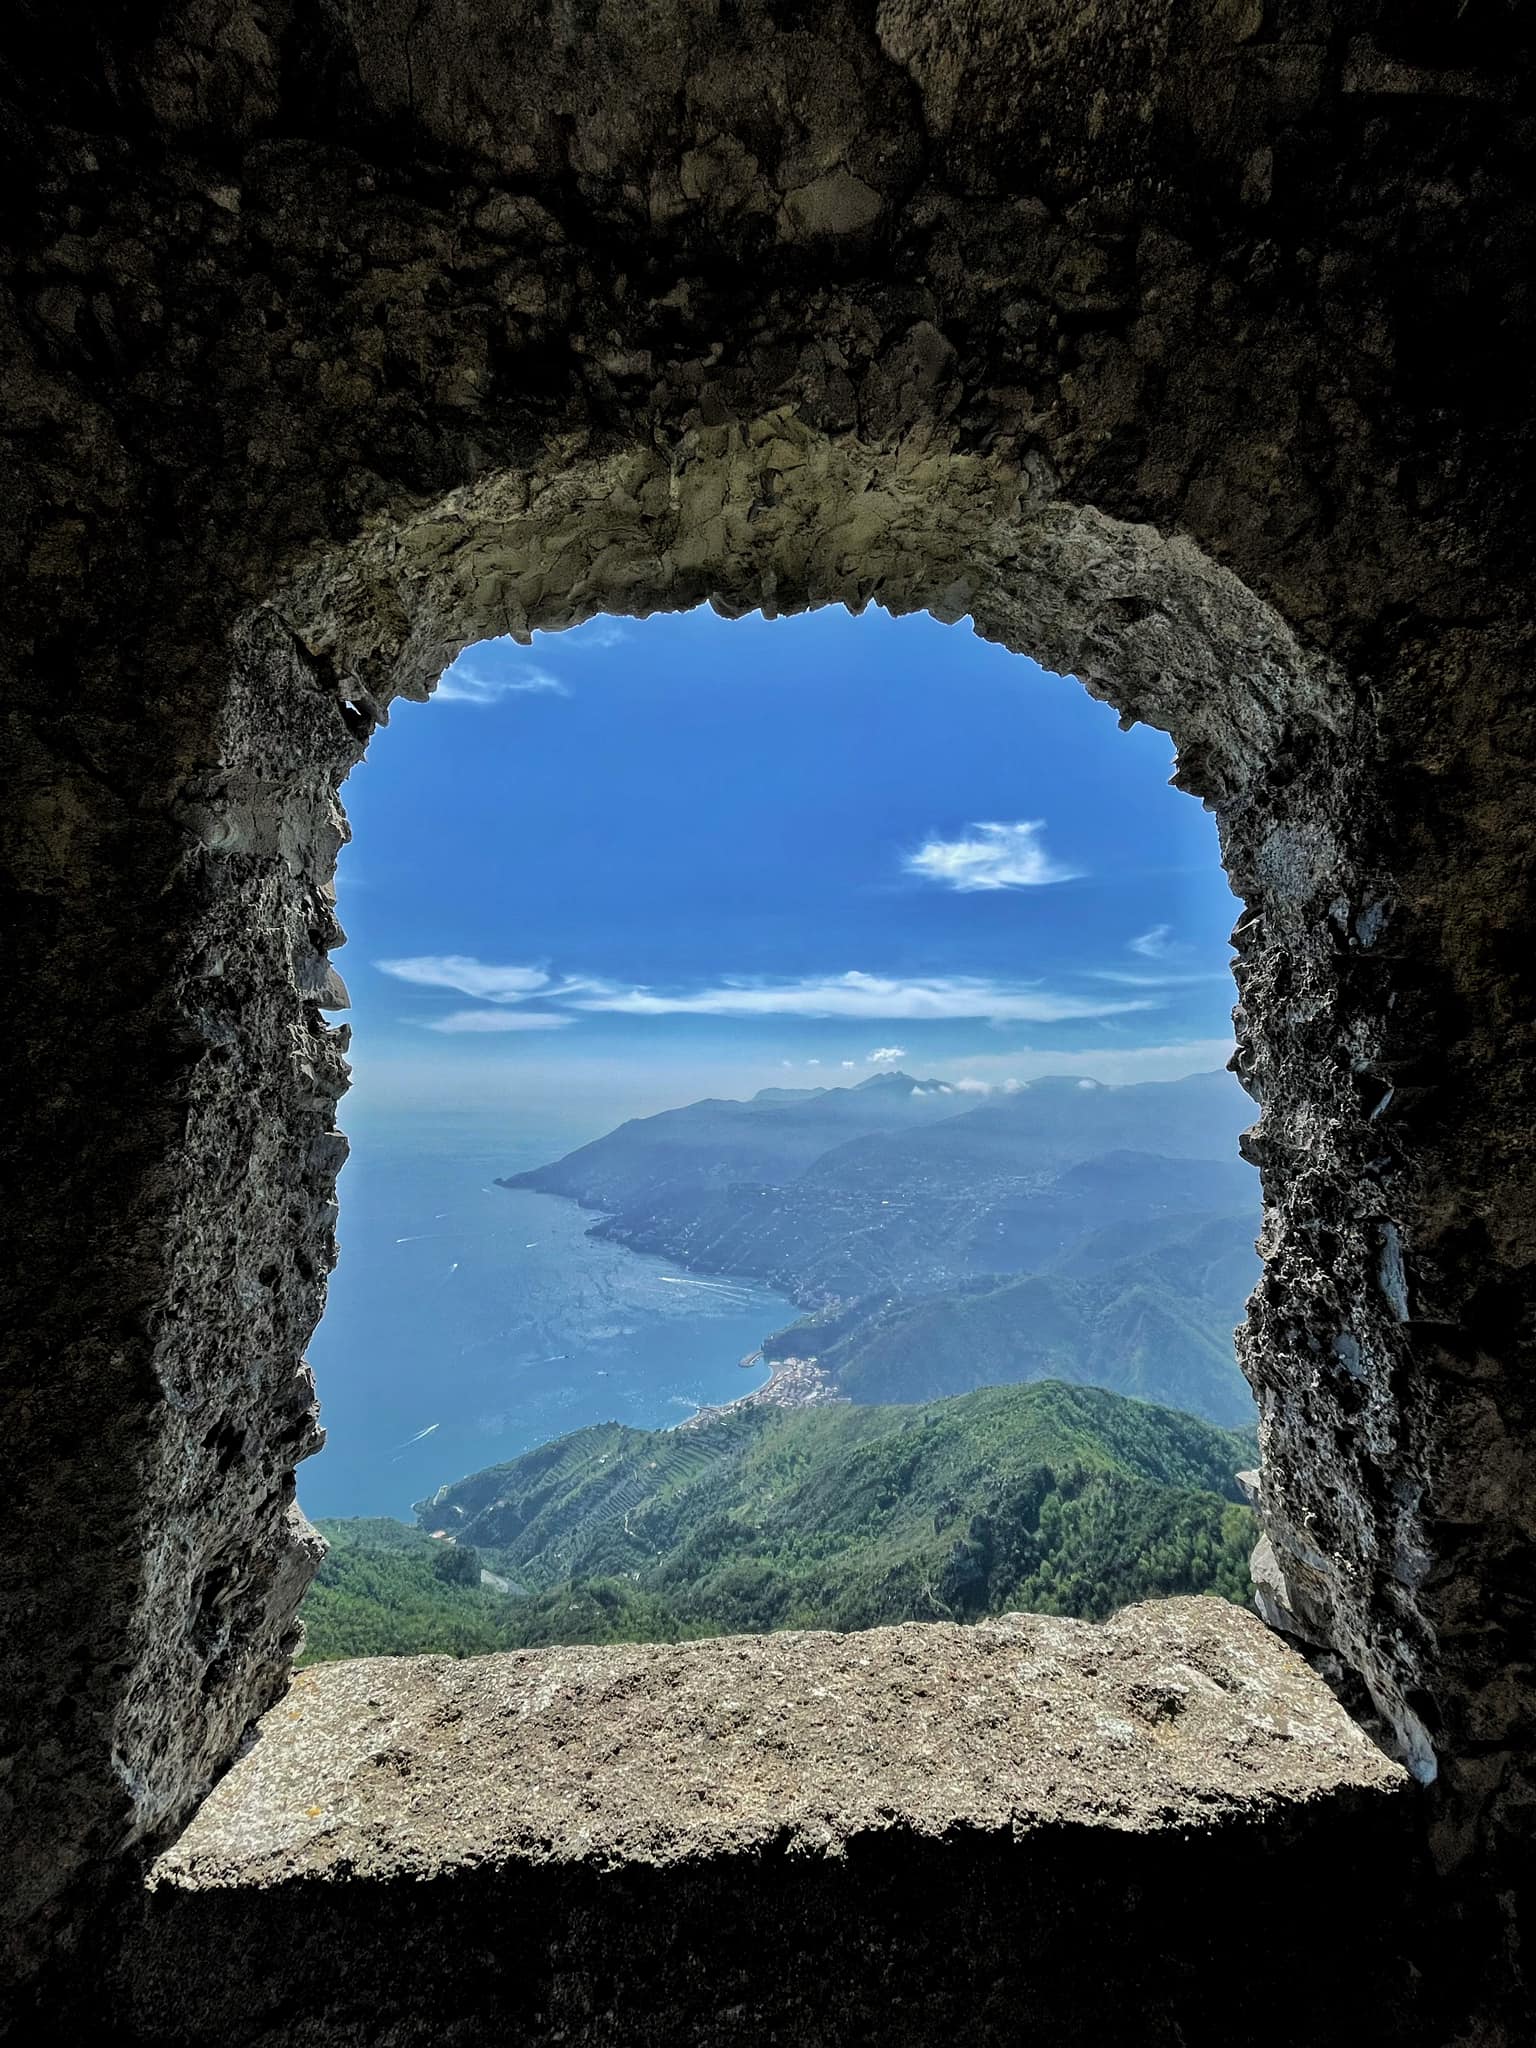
[680, 1353, 844, 1431]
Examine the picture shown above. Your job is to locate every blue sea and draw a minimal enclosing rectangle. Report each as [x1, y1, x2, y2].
[301, 1110, 786, 1519]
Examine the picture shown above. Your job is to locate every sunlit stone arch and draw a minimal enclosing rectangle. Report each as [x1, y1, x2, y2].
[258, 413, 1336, 779]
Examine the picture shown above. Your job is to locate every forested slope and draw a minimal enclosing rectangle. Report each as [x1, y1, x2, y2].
[299, 1383, 1257, 1662]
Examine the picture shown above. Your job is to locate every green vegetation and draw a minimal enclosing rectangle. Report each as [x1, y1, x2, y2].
[300, 1382, 1257, 1663]
[297, 1519, 514, 1664]
[799, 1258, 1253, 1425]
[298, 1518, 683, 1665]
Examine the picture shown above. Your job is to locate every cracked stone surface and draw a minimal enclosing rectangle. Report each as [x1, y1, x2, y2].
[2, 2, 1534, 2037]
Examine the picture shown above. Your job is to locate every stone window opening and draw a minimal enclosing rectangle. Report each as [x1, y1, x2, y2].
[237, 422, 1415, 1732]
[77, 432, 1438, 2041]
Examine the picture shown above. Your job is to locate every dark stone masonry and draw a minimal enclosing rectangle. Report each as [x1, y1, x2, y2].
[1, 3, 1531, 2040]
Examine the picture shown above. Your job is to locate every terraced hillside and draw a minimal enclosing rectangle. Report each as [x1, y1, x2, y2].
[766, 1211, 1259, 1424]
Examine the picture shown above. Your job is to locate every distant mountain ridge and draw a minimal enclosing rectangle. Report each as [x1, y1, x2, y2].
[498, 1069, 961, 1223]
[501, 1070, 1260, 1425]
[768, 1220, 1259, 1425]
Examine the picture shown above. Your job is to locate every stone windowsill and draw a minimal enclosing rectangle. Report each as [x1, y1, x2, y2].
[157, 1596, 1400, 1888]
[121, 1599, 1419, 2046]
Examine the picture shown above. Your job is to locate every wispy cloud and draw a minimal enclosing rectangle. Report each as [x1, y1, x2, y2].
[420, 1010, 573, 1034]
[921, 1038, 1238, 1090]
[432, 656, 568, 706]
[1092, 968, 1232, 988]
[377, 956, 553, 1002]
[904, 820, 1081, 893]
[378, 956, 1194, 1043]
[1094, 923, 1228, 988]
[568, 621, 628, 651]
[572, 971, 1151, 1024]
[868, 1046, 907, 1064]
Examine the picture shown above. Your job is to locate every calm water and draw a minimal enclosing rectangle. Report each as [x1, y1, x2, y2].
[302, 1114, 785, 1519]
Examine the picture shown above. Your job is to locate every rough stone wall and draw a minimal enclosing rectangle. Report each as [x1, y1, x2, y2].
[1, 0, 1533, 2035]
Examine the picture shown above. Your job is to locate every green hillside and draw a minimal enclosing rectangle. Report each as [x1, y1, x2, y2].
[799, 1255, 1253, 1424]
[297, 1518, 678, 1665]
[300, 1383, 1257, 1663]
[502, 1071, 1259, 1423]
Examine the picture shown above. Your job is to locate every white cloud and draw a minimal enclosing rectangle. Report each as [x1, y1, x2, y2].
[432, 657, 568, 706]
[911, 1086, 928, 1097]
[377, 956, 553, 1003]
[911, 1038, 1236, 1091]
[868, 1046, 907, 1064]
[1095, 925, 1229, 986]
[420, 1010, 573, 1034]
[1092, 969, 1232, 988]
[952, 1077, 992, 1094]
[841, 1060, 856, 1069]
[570, 621, 628, 651]
[904, 820, 1081, 892]
[573, 971, 1149, 1024]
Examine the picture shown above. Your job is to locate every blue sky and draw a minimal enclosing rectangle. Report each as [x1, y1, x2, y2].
[333, 606, 1238, 1134]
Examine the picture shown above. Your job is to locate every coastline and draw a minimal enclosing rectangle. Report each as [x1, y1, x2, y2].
[308, 1179, 794, 1518]
[499, 1178, 820, 1319]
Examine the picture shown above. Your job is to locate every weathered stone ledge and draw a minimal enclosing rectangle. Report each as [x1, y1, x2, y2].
[113, 1601, 1424, 2045]
[155, 1598, 1400, 1887]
